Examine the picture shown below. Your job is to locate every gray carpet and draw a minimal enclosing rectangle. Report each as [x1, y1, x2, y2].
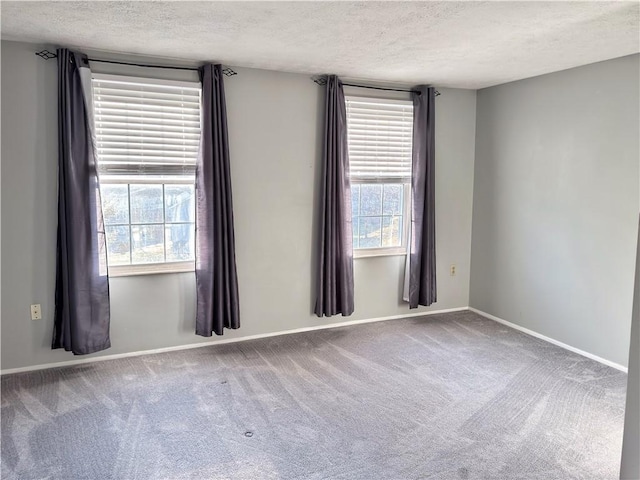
[1, 311, 627, 479]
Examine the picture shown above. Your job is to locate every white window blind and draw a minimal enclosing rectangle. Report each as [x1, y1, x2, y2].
[92, 74, 201, 177]
[346, 97, 413, 181]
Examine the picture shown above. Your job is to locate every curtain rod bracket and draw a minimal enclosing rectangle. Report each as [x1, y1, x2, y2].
[313, 75, 328, 86]
[35, 49, 57, 60]
[35, 50, 237, 76]
[221, 67, 237, 77]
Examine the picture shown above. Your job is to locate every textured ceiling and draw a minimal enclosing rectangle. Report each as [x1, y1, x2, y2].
[1, 1, 638, 89]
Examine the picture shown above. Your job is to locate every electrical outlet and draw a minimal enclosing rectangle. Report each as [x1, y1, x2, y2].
[450, 264, 456, 276]
[30, 304, 42, 320]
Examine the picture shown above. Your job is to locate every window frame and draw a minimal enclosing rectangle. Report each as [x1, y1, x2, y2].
[100, 177, 197, 277]
[351, 180, 411, 259]
[92, 73, 201, 277]
[345, 95, 413, 259]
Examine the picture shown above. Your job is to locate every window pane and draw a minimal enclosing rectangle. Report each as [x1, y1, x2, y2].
[101, 185, 129, 225]
[360, 184, 382, 216]
[359, 217, 382, 248]
[165, 185, 195, 223]
[351, 184, 360, 249]
[383, 184, 403, 215]
[105, 226, 130, 265]
[382, 216, 402, 247]
[352, 218, 359, 249]
[351, 184, 360, 217]
[131, 225, 164, 264]
[130, 185, 163, 224]
[165, 224, 195, 262]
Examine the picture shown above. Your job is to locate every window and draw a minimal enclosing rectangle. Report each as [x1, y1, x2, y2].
[92, 74, 201, 275]
[346, 96, 413, 256]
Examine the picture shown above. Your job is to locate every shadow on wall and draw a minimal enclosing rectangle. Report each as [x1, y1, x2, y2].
[178, 273, 196, 334]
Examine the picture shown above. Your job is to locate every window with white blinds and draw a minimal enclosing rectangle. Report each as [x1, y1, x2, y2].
[345, 97, 413, 182]
[92, 74, 201, 275]
[346, 96, 413, 254]
[92, 74, 201, 178]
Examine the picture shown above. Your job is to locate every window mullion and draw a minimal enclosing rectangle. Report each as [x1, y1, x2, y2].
[127, 184, 133, 265]
[162, 184, 167, 263]
[358, 183, 363, 249]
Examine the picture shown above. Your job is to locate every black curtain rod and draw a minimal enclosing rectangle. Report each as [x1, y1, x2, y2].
[88, 58, 199, 71]
[343, 83, 420, 94]
[313, 76, 440, 96]
[35, 50, 237, 76]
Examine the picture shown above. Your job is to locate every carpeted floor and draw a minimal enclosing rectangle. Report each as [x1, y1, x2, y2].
[1, 311, 627, 479]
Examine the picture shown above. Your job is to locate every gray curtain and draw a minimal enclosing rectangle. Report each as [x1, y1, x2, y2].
[408, 86, 437, 308]
[314, 75, 354, 317]
[195, 64, 240, 336]
[620, 214, 640, 480]
[52, 49, 111, 354]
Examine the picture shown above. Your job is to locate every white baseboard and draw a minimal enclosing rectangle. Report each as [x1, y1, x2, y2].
[469, 307, 628, 373]
[5, 306, 625, 376]
[1, 307, 468, 376]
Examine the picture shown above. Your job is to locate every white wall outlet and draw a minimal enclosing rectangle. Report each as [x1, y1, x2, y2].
[450, 264, 456, 276]
[30, 304, 42, 320]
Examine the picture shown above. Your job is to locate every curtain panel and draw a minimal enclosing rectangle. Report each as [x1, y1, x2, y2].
[195, 64, 240, 336]
[314, 75, 355, 317]
[407, 86, 437, 308]
[52, 48, 111, 354]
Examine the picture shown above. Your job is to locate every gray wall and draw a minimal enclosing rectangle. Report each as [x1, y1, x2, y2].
[0, 40, 477, 370]
[470, 54, 640, 367]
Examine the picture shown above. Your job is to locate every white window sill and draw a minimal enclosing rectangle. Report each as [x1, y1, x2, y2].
[354, 248, 407, 259]
[108, 261, 195, 277]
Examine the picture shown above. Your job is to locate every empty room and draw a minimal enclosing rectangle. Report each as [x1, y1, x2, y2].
[1, 1, 639, 479]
